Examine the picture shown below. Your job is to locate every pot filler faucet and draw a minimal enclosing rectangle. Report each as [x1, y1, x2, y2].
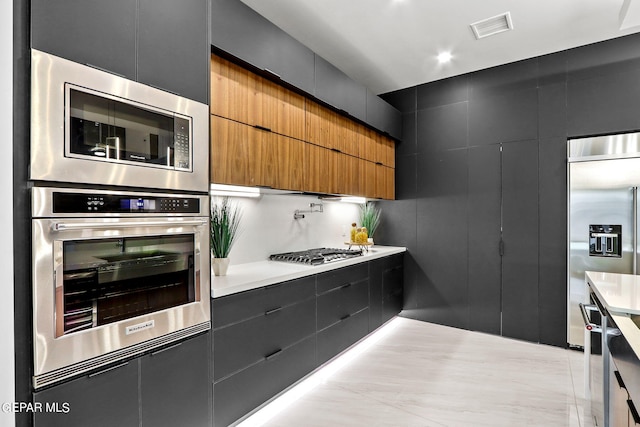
[294, 203, 323, 220]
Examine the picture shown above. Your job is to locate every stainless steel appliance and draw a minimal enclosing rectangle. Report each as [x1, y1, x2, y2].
[269, 248, 363, 265]
[32, 187, 210, 389]
[30, 49, 209, 192]
[569, 132, 640, 348]
[583, 277, 623, 427]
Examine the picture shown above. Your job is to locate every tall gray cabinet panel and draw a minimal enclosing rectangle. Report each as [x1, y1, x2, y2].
[501, 140, 539, 342]
[32, 0, 208, 103]
[467, 145, 502, 334]
[210, 0, 315, 94]
[138, 0, 209, 103]
[31, 0, 137, 80]
[314, 55, 367, 121]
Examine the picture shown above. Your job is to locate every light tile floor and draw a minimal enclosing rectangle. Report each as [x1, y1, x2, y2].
[244, 317, 596, 427]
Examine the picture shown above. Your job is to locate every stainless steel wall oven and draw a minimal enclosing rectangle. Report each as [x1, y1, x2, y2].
[32, 187, 210, 389]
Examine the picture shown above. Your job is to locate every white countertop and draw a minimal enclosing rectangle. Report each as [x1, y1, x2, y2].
[586, 271, 640, 361]
[586, 271, 640, 315]
[211, 246, 406, 298]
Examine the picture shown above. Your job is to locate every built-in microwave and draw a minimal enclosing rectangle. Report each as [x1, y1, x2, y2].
[31, 49, 209, 193]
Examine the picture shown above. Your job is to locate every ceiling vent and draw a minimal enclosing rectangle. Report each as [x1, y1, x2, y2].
[470, 12, 513, 39]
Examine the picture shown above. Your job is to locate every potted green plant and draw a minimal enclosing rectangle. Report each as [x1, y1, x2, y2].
[359, 202, 381, 245]
[210, 197, 242, 276]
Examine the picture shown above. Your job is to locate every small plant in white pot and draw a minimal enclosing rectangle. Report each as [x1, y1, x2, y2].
[210, 197, 242, 276]
[359, 202, 381, 245]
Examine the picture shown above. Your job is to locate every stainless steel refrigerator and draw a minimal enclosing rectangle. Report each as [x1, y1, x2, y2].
[568, 132, 640, 348]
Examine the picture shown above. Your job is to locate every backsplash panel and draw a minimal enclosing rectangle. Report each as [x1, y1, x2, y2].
[213, 194, 361, 265]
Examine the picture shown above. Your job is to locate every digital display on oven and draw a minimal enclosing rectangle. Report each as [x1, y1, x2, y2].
[120, 198, 156, 211]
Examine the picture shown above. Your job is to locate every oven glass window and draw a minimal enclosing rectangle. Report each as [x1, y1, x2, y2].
[68, 88, 178, 166]
[58, 234, 195, 337]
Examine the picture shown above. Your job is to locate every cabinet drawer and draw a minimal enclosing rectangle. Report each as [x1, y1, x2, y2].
[213, 335, 316, 427]
[316, 263, 368, 295]
[212, 275, 315, 328]
[213, 297, 315, 381]
[317, 279, 368, 331]
[317, 308, 369, 366]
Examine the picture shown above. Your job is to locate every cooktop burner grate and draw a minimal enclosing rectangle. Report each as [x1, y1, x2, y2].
[269, 248, 363, 265]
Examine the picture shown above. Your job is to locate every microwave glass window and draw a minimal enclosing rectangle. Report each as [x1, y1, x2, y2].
[58, 234, 195, 337]
[69, 89, 177, 166]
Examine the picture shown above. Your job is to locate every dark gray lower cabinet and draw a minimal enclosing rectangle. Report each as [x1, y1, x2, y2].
[211, 254, 404, 426]
[140, 333, 212, 427]
[33, 361, 139, 427]
[317, 309, 370, 365]
[214, 336, 316, 427]
[316, 264, 370, 365]
[33, 332, 211, 427]
[369, 254, 404, 330]
[212, 276, 317, 426]
[382, 255, 404, 323]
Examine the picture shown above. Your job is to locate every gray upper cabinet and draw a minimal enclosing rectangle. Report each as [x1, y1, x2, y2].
[138, 0, 209, 104]
[211, 0, 401, 138]
[367, 90, 402, 140]
[31, 0, 137, 80]
[32, 0, 208, 104]
[211, 0, 315, 94]
[314, 55, 367, 122]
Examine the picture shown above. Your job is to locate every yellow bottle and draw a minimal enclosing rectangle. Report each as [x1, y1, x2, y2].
[350, 223, 357, 243]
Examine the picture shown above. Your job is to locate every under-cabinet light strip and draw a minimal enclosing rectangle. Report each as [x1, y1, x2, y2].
[210, 184, 261, 198]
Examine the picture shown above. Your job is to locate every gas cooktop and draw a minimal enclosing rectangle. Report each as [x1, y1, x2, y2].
[269, 248, 363, 266]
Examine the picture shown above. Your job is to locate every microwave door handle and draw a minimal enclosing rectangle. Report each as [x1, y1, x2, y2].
[52, 219, 207, 231]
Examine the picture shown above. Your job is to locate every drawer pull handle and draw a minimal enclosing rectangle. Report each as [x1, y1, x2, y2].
[628, 399, 640, 424]
[376, 162, 383, 166]
[254, 125, 272, 132]
[88, 362, 128, 378]
[614, 370, 626, 388]
[265, 349, 282, 360]
[340, 314, 351, 321]
[265, 307, 282, 316]
[331, 148, 342, 153]
[341, 283, 352, 290]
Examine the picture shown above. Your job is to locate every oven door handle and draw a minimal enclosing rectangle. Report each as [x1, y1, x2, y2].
[51, 219, 207, 231]
[579, 303, 602, 333]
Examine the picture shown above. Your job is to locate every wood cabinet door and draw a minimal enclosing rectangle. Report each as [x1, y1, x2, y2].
[274, 134, 305, 191]
[211, 115, 251, 186]
[210, 56, 255, 124]
[304, 144, 334, 194]
[261, 79, 305, 140]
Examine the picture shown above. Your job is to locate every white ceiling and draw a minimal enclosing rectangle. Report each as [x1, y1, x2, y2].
[240, 0, 640, 95]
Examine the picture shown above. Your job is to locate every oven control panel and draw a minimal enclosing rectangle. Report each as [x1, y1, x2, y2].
[52, 192, 201, 213]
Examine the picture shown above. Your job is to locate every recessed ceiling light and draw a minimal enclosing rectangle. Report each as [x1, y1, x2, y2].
[437, 52, 453, 64]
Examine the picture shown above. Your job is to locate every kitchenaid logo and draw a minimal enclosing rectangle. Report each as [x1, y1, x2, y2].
[125, 320, 155, 335]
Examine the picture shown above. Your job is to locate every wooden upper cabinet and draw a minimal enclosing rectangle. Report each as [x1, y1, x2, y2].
[357, 128, 395, 168]
[211, 115, 304, 191]
[211, 115, 253, 186]
[305, 102, 358, 157]
[211, 54, 395, 199]
[211, 54, 305, 140]
[260, 78, 305, 140]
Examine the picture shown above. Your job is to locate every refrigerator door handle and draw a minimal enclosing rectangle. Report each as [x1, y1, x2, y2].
[634, 186, 638, 275]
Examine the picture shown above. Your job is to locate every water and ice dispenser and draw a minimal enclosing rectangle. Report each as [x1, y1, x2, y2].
[589, 224, 622, 257]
